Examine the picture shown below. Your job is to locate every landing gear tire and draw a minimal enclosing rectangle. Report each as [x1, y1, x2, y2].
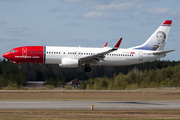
[84, 67, 91, 72]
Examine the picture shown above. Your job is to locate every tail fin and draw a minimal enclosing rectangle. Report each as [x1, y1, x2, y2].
[130, 20, 172, 51]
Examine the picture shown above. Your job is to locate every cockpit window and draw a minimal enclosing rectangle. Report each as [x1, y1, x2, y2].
[10, 50, 17, 52]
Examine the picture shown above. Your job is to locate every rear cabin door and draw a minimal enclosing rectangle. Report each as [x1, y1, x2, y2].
[139, 51, 143, 61]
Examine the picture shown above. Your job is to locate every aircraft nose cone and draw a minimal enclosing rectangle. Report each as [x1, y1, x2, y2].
[2, 53, 6, 58]
[2, 52, 9, 59]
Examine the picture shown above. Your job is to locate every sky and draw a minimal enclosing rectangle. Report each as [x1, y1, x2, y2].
[0, 0, 180, 61]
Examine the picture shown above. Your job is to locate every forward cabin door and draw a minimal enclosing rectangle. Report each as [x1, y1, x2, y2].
[22, 47, 27, 56]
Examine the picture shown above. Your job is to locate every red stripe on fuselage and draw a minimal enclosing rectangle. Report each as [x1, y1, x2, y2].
[9, 46, 44, 63]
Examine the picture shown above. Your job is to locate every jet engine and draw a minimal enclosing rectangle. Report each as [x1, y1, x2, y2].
[59, 58, 79, 68]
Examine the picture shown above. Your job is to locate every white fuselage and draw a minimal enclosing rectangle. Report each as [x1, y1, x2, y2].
[45, 46, 164, 66]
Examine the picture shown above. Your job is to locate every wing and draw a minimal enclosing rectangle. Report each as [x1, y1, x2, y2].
[79, 38, 122, 65]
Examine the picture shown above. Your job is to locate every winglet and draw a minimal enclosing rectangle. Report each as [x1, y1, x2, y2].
[113, 38, 122, 50]
[103, 42, 108, 48]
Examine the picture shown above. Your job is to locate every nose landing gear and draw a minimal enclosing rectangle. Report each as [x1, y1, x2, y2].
[18, 63, 21, 69]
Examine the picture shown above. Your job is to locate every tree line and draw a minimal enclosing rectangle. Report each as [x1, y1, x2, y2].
[80, 64, 180, 90]
[0, 58, 179, 88]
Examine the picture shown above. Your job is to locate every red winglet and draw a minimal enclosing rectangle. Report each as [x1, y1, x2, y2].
[162, 20, 172, 25]
[113, 38, 122, 49]
[103, 42, 108, 48]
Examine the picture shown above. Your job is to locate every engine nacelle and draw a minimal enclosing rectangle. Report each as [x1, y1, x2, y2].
[59, 58, 79, 68]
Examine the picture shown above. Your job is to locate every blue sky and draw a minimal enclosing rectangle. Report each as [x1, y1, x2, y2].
[0, 0, 180, 61]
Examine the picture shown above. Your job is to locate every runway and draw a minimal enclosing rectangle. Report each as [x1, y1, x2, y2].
[0, 101, 180, 110]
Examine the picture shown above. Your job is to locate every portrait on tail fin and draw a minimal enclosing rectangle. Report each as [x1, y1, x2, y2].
[129, 20, 171, 51]
[152, 31, 166, 51]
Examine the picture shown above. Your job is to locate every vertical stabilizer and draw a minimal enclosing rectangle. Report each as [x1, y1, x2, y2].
[130, 20, 172, 51]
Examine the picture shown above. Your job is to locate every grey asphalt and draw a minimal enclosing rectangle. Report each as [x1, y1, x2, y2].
[0, 101, 180, 110]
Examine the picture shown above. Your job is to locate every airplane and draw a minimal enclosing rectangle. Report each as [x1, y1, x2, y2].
[2, 20, 174, 72]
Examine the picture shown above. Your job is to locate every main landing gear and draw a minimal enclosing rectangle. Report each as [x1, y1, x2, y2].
[84, 64, 91, 72]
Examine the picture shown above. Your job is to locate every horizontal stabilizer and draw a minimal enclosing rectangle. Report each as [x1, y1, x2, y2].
[153, 50, 175, 55]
